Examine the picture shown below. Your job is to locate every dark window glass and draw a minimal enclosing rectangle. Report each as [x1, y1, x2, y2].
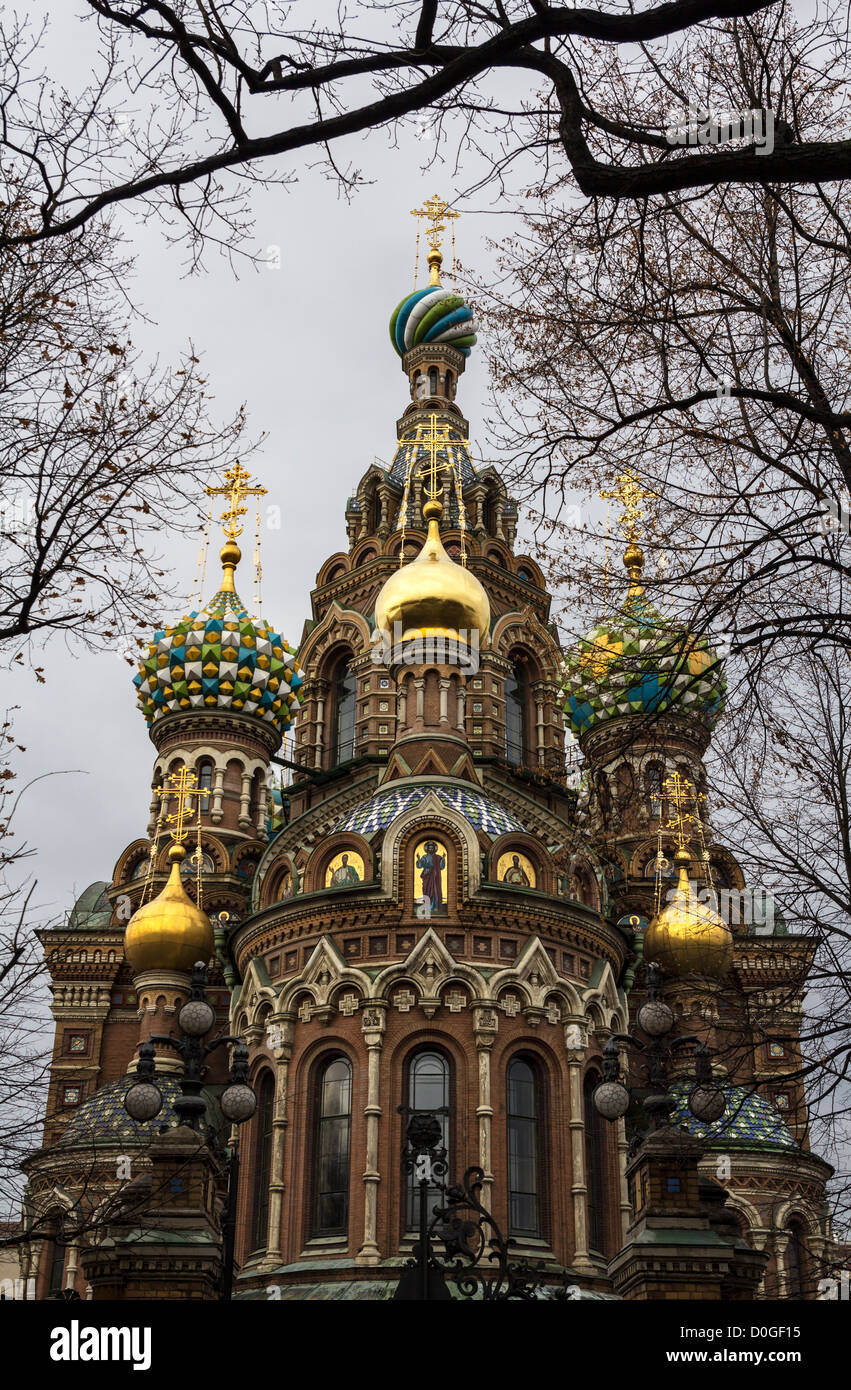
[507, 1058, 541, 1236]
[786, 1223, 805, 1297]
[505, 667, 527, 765]
[429, 367, 438, 396]
[584, 1073, 606, 1253]
[251, 1073, 275, 1251]
[197, 760, 214, 794]
[47, 1219, 66, 1296]
[406, 1051, 450, 1229]
[333, 662, 357, 765]
[314, 1057, 352, 1235]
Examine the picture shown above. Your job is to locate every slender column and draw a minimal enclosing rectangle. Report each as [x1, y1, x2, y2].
[565, 1027, 594, 1272]
[414, 678, 425, 723]
[265, 1016, 294, 1263]
[616, 1114, 631, 1241]
[438, 677, 450, 724]
[238, 770, 252, 828]
[211, 766, 225, 824]
[314, 679, 329, 770]
[773, 1231, 790, 1298]
[65, 1241, 79, 1292]
[473, 1006, 498, 1209]
[456, 684, 465, 731]
[357, 1006, 386, 1265]
[397, 682, 407, 731]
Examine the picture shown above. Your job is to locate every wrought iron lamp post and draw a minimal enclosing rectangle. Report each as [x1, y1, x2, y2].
[592, 962, 727, 1129]
[123, 960, 256, 1300]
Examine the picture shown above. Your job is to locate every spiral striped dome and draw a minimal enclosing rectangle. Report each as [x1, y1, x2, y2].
[389, 284, 477, 358]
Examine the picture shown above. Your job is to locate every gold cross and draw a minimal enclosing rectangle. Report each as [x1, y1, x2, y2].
[410, 413, 471, 502]
[153, 767, 210, 846]
[411, 193, 460, 256]
[206, 462, 267, 544]
[663, 771, 705, 850]
[600, 468, 655, 545]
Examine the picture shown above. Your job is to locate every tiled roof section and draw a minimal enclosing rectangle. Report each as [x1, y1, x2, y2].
[68, 881, 112, 931]
[335, 783, 524, 837]
[57, 1077, 223, 1148]
[670, 1083, 798, 1151]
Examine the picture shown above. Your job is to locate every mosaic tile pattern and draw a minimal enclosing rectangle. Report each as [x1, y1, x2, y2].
[58, 1077, 224, 1148]
[670, 1082, 798, 1150]
[560, 596, 725, 736]
[134, 586, 303, 732]
[335, 783, 524, 836]
[389, 285, 478, 358]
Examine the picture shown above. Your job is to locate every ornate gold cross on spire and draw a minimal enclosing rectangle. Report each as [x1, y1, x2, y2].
[153, 767, 210, 847]
[411, 193, 460, 285]
[600, 467, 655, 599]
[205, 462, 267, 594]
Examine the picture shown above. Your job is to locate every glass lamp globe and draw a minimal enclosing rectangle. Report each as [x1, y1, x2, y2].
[178, 998, 216, 1037]
[124, 1081, 163, 1123]
[220, 1083, 257, 1124]
[637, 998, 675, 1038]
[593, 1080, 630, 1121]
[688, 1084, 727, 1124]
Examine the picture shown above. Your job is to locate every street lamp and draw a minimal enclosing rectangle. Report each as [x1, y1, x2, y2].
[123, 960, 256, 1299]
[593, 962, 726, 1130]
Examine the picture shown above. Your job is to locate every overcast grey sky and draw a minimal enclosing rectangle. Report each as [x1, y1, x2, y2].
[7, 5, 540, 926]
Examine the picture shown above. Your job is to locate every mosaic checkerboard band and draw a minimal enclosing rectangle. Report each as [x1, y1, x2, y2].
[670, 1083, 798, 1151]
[134, 586, 303, 733]
[560, 596, 725, 736]
[335, 783, 524, 836]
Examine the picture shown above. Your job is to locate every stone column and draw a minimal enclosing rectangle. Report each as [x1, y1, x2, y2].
[616, 1114, 632, 1241]
[211, 766, 225, 824]
[239, 770, 252, 828]
[314, 679, 329, 770]
[397, 681, 407, 732]
[264, 1016, 294, 1263]
[473, 1005, 498, 1208]
[456, 684, 465, 732]
[357, 1006, 387, 1265]
[565, 1025, 594, 1272]
[414, 677, 425, 723]
[438, 677, 450, 724]
[773, 1231, 790, 1298]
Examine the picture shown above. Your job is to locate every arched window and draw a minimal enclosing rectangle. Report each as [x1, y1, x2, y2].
[406, 1050, 450, 1230]
[505, 663, 528, 765]
[786, 1220, 807, 1298]
[583, 1072, 607, 1254]
[429, 367, 438, 397]
[197, 760, 214, 795]
[331, 660, 357, 766]
[445, 369, 454, 398]
[251, 1072, 275, 1251]
[313, 1056, 352, 1235]
[646, 763, 663, 818]
[507, 1057, 543, 1237]
[46, 1215, 66, 1297]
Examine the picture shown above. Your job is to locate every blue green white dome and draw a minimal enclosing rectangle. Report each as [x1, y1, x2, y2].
[134, 585, 303, 733]
[560, 594, 725, 737]
[390, 285, 477, 358]
[335, 783, 523, 836]
[58, 1076, 224, 1148]
[670, 1083, 798, 1152]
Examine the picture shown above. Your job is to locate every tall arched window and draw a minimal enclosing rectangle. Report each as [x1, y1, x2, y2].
[785, 1220, 807, 1298]
[313, 1056, 352, 1235]
[406, 1050, 450, 1229]
[583, 1072, 607, 1254]
[197, 759, 214, 795]
[251, 1072, 275, 1251]
[507, 1057, 543, 1237]
[429, 366, 438, 397]
[331, 660, 356, 765]
[505, 664, 527, 765]
[646, 763, 663, 818]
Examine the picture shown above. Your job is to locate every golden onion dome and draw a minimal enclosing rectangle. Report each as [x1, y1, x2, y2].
[375, 497, 490, 644]
[643, 849, 733, 980]
[124, 844, 214, 974]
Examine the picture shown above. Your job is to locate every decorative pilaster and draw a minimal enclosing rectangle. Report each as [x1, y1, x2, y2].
[264, 1015, 294, 1263]
[472, 1005, 498, 1208]
[356, 1005, 387, 1265]
[565, 1030, 594, 1273]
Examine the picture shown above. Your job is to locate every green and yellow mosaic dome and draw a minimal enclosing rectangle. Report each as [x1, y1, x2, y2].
[133, 584, 303, 732]
[560, 593, 725, 738]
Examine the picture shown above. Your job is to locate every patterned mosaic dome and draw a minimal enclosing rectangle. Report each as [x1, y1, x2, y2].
[335, 783, 523, 837]
[134, 585, 303, 733]
[670, 1083, 798, 1152]
[560, 594, 725, 738]
[390, 284, 477, 358]
[57, 1076, 223, 1149]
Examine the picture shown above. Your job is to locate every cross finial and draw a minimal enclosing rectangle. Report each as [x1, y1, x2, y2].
[153, 767, 210, 848]
[204, 463, 267, 594]
[600, 468, 656, 599]
[411, 193, 460, 285]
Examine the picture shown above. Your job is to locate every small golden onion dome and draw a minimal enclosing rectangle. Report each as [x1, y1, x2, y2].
[643, 849, 733, 979]
[374, 497, 490, 644]
[124, 845, 214, 974]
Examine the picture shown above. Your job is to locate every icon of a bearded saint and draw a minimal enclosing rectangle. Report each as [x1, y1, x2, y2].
[502, 853, 530, 887]
[416, 840, 446, 913]
[330, 852, 360, 887]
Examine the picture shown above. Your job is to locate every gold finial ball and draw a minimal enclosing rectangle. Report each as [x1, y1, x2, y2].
[124, 843, 214, 974]
[643, 855, 733, 980]
[220, 539, 241, 569]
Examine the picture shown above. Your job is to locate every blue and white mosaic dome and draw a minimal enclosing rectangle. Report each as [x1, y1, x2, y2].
[670, 1083, 798, 1151]
[335, 783, 523, 837]
[58, 1076, 223, 1148]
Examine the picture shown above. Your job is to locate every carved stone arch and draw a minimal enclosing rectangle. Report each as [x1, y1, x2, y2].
[488, 936, 561, 1012]
[239, 957, 276, 1027]
[772, 1197, 822, 1236]
[714, 1187, 764, 1236]
[582, 961, 624, 1032]
[380, 788, 480, 901]
[372, 927, 485, 1006]
[513, 555, 545, 588]
[277, 936, 371, 1014]
[256, 848, 298, 909]
[303, 832, 374, 894]
[491, 606, 561, 682]
[296, 601, 372, 670]
[317, 551, 351, 586]
[113, 837, 155, 885]
[351, 537, 381, 568]
[488, 831, 553, 894]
